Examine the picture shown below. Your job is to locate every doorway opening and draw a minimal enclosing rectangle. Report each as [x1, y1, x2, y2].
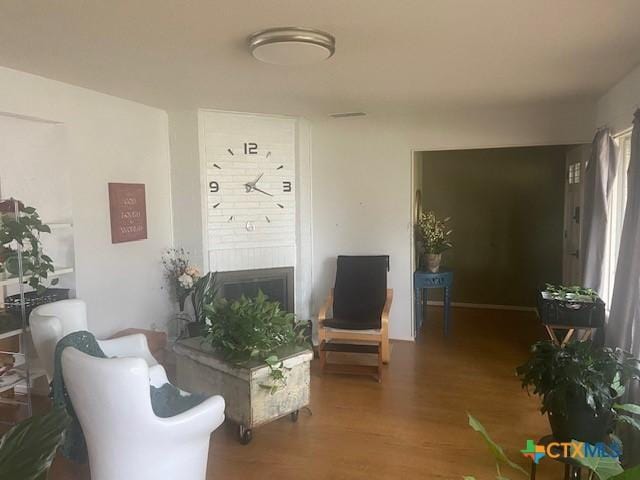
[411, 144, 590, 338]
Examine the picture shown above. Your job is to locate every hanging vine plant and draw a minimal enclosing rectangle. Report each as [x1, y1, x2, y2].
[203, 291, 308, 393]
[0, 199, 57, 294]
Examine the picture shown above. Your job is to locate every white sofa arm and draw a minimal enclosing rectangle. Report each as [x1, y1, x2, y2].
[148, 364, 170, 388]
[98, 334, 158, 366]
[157, 395, 225, 440]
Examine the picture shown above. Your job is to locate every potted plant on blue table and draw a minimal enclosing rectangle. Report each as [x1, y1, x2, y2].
[415, 210, 453, 272]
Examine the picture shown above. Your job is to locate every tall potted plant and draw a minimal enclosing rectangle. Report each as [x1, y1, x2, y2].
[415, 210, 453, 272]
[0, 199, 58, 294]
[517, 340, 640, 444]
[186, 271, 218, 338]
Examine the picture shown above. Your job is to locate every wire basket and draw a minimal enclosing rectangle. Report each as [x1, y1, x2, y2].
[537, 290, 605, 328]
[4, 288, 70, 321]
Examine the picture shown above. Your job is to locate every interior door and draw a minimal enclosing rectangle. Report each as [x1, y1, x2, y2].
[562, 145, 590, 284]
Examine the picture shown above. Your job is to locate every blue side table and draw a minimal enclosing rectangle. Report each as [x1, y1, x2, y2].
[414, 268, 453, 336]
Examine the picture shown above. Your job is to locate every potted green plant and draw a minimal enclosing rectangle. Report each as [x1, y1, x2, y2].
[203, 290, 307, 365]
[186, 271, 218, 338]
[0, 406, 70, 480]
[173, 291, 311, 444]
[466, 413, 640, 480]
[516, 340, 640, 444]
[0, 199, 58, 294]
[415, 210, 453, 272]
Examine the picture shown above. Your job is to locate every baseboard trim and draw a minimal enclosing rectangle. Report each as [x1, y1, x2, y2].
[426, 301, 536, 313]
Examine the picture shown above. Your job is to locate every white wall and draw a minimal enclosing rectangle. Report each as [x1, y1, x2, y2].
[596, 63, 640, 133]
[0, 66, 173, 337]
[0, 115, 75, 295]
[311, 101, 595, 341]
[168, 110, 204, 268]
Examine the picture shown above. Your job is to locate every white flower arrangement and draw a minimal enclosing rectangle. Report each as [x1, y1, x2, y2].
[161, 248, 201, 311]
[415, 211, 453, 255]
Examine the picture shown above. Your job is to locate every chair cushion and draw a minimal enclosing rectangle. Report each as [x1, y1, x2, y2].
[332, 255, 389, 330]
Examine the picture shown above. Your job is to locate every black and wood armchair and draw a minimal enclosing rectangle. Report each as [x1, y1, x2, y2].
[317, 255, 393, 381]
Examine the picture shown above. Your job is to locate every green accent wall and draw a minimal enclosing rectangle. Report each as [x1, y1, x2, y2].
[420, 146, 567, 307]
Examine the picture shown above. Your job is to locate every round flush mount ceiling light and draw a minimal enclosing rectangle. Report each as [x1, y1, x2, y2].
[248, 27, 335, 65]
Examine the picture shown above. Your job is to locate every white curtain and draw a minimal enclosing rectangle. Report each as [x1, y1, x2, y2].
[581, 129, 618, 292]
[607, 111, 640, 466]
[608, 110, 640, 355]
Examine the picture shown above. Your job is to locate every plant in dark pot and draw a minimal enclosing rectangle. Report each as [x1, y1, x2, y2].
[186, 271, 218, 338]
[517, 340, 640, 444]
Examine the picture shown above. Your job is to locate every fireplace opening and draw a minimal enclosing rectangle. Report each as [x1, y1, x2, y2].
[216, 267, 294, 313]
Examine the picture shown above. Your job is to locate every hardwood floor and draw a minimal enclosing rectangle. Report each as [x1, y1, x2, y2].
[11, 307, 564, 479]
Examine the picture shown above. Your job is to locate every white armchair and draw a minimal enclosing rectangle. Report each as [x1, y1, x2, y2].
[30, 299, 158, 381]
[62, 347, 225, 480]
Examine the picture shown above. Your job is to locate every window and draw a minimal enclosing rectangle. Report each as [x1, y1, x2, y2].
[568, 161, 581, 184]
[601, 131, 632, 311]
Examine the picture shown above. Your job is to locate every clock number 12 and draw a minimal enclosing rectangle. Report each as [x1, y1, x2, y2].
[244, 142, 258, 155]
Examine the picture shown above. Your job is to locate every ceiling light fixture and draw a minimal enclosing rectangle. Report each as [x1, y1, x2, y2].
[248, 27, 335, 65]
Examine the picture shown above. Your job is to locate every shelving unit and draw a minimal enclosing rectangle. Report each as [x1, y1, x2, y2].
[0, 359, 46, 395]
[0, 199, 75, 423]
[0, 266, 74, 288]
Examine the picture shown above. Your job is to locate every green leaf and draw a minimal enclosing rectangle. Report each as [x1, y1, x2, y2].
[467, 414, 527, 476]
[264, 355, 279, 367]
[610, 465, 640, 479]
[0, 407, 70, 480]
[572, 446, 624, 480]
[616, 414, 640, 431]
[613, 403, 640, 416]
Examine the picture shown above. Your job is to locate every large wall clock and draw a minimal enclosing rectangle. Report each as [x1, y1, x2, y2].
[200, 111, 297, 272]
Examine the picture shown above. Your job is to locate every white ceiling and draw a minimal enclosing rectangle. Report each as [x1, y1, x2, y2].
[0, 0, 639, 116]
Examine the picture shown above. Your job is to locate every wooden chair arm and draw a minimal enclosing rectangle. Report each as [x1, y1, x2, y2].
[381, 289, 393, 328]
[318, 289, 334, 326]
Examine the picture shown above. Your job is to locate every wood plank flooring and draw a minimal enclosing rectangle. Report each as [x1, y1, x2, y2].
[9, 306, 564, 479]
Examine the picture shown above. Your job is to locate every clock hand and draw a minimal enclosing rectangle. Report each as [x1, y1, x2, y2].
[245, 173, 264, 188]
[252, 186, 273, 197]
[244, 172, 265, 193]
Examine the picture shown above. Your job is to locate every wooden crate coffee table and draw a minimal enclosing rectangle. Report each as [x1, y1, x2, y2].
[173, 337, 312, 444]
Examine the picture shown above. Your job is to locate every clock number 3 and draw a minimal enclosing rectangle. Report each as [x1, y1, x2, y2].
[283, 181, 292, 193]
[209, 181, 219, 193]
[244, 142, 258, 155]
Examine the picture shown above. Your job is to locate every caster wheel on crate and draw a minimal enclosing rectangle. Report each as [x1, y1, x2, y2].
[239, 425, 252, 445]
[290, 410, 299, 422]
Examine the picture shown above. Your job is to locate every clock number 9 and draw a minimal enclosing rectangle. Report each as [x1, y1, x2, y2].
[209, 181, 219, 193]
[244, 142, 258, 155]
[283, 181, 292, 193]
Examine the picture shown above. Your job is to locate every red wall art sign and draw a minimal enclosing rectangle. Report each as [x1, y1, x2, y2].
[108, 183, 147, 243]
